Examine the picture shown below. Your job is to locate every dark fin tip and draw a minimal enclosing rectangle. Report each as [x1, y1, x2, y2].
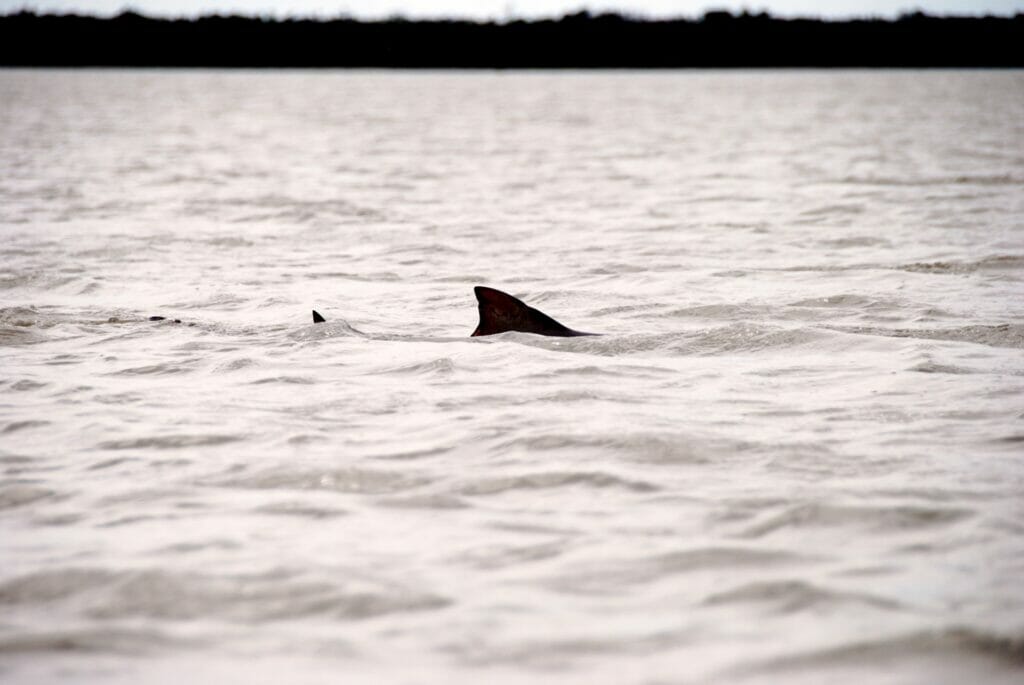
[312, 310, 326, 324]
[149, 316, 166, 321]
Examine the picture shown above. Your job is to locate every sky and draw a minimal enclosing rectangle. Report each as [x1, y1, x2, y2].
[2, 0, 1022, 19]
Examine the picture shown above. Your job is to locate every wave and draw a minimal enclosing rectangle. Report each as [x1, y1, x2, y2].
[0, 306, 53, 345]
[376, 357, 457, 376]
[495, 325, 831, 356]
[107, 361, 202, 376]
[763, 254, 1024, 278]
[703, 578, 901, 613]
[734, 627, 1024, 680]
[0, 484, 63, 511]
[287, 318, 365, 341]
[827, 323, 1024, 349]
[493, 432, 750, 465]
[833, 173, 1020, 187]
[455, 470, 659, 496]
[213, 466, 430, 495]
[95, 434, 241, 450]
[1, 419, 51, 434]
[0, 306, 48, 325]
[252, 501, 348, 519]
[0, 567, 449, 625]
[183, 194, 386, 225]
[548, 546, 816, 595]
[0, 627, 189, 655]
[897, 254, 1024, 275]
[733, 501, 974, 539]
[678, 323, 829, 355]
[910, 360, 973, 374]
[248, 375, 317, 385]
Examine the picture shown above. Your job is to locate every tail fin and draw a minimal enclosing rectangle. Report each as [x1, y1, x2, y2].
[472, 286, 591, 337]
[312, 310, 326, 324]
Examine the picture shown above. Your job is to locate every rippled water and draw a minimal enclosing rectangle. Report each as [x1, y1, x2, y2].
[2, 69, 1023, 684]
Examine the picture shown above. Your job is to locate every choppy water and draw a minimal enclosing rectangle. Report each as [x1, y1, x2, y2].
[1, 69, 1023, 684]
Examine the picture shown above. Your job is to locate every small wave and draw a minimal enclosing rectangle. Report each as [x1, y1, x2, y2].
[679, 323, 829, 355]
[368, 445, 454, 461]
[288, 319, 365, 341]
[457, 470, 659, 496]
[95, 434, 240, 450]
[0, 306, 47, 326]
[214, 466, 430, 495]
[834, 173, 1019, 187]
[910, 360, 972, 374]
[109, 362, 200, 376]
[499, 326, 834, 356]
[187, 195, 386, 225]
[165, 292, 248, 310]
[828, 323, 1024, 349]
[797, 202, 866, 217]
[999, 434, 1024, 444]
[452, 540, 567, 571]
[0, 567, 449, 623]
[285, 433, 327, 445]
[0, 627, 189, 655]
[2, 419, 50, 434]
[308, 270, 401, 282]
[525, 364, 664, 379]
[0, 308, 57, 345]
[668, 303, 775, 319]
[86, 457, 139, 471]
[819, 235, 892, 248]
[213, 357, 259, 372]
[495, 432, 748, 465]
[788, 294, 878, 308]
[203, 236, 254, 248]
[734, 501, 973, 539]
[448, 625, 693, 668]
[377, 493, 471, 509]
[703, 579, 901, 613]
[0, 273, 80, 291]
[640, 547, 813, 574]
[253, 501, 348, 519]
[8, 379, 47, 391]
[376, 357, 456, 376]
[897, 254, 1024, 275]
[734, 627, 1024, 679]
[589, 302, 666, 318]
[549, 547, 814, 594]
[585, 262, 651, 275]
[249, 375, 317, 385]
[0, 485, 62, 510]
[431, 274, 490, 284]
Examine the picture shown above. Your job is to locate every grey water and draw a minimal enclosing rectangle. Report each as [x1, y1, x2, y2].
[1, 69, 1023, 684]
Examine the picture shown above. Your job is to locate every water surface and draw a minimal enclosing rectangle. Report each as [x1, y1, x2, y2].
[1, 69, 1023, 684]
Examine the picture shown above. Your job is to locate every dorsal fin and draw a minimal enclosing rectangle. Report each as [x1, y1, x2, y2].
[472, 286, 592, 337]
[312, 310, 326, 324]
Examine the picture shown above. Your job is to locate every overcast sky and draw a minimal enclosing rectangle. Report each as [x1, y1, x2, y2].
[3, 0, 1022, 19]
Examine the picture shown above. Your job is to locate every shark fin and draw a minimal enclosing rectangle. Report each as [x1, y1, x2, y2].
[472, 286, 592, 337]
[312, 310, 326, 324]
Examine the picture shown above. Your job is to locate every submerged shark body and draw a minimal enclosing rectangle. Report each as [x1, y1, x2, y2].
[312, 286, 595, 337]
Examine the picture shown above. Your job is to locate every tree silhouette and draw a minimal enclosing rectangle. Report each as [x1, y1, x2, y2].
[1, 10, 1021, 67]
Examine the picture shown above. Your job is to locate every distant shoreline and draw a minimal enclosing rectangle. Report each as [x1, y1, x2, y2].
[2, 10, 1021, 68]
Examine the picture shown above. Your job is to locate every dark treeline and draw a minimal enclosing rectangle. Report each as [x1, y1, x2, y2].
[1, 9, 1022, 68]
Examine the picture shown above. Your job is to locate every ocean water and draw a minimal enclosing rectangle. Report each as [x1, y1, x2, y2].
[1, 69, 1023, 684]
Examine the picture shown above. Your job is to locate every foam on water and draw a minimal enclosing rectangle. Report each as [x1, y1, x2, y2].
[1, 69, 1023, 685]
